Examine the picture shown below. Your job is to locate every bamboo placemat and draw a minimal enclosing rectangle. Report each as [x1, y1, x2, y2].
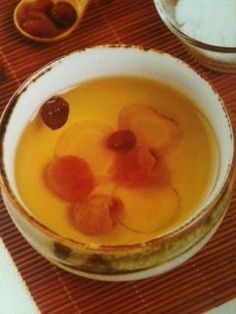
[0, 0, 236, 313]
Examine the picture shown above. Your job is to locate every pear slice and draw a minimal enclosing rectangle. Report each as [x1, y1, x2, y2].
[54, 120, 114, 181]
[115, 184, 180, 233]
[119, 104, 182, 154]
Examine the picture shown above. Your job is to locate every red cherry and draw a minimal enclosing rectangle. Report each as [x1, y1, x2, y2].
[40, 96, 69, 130]
[107, 129, 136, 152]
[45, 156, 95, 202]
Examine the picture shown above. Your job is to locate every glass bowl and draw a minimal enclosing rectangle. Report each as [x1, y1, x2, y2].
[153, 0, 236, 73]
[0, 46, 235, 281]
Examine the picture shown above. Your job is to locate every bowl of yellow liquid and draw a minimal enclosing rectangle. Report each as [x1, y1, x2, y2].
[0, 46, 234, 281]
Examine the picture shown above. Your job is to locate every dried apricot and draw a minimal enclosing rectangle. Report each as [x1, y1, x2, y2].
[50, 2, 77, 28]
[40, 96, 69, 130]
[29, 0, 54, 14]
[107, 129, 136, 152]
[73, 194, 123, 236]
[21, 11, 58, 37]
[17, 3, 30, 23]
[45, 156, 95, 202]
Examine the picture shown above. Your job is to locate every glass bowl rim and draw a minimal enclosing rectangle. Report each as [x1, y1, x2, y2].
[154, 0, 236, 53]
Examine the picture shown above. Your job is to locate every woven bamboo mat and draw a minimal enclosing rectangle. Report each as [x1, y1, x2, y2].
[0, 0, 236, 313]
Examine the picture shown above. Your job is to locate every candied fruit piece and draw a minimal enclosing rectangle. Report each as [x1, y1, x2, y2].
[54, 120, 114, 180]
[17, 3, 30, 23]
[21, 11, 58, 37]
[116, 185, 179, 233]
[73, 194, 123, 236]
[40, 96, 69, 130]
[50, 2, 77, 28]
[29, 0, 54, 14]
[107, 129, 136, 152]
[45, 156, 95, 202]
[114, 145, 168, 187]
[119, 104, 182, 154]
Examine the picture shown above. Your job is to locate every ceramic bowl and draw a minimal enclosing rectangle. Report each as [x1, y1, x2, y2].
[14, 0, 90, 43]
[0, 46, 234, 281]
